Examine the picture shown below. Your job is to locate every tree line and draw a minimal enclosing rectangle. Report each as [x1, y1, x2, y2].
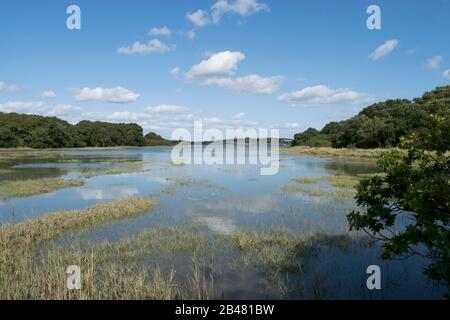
[0, 112, 170, 148]
[292, 85, 450, 149]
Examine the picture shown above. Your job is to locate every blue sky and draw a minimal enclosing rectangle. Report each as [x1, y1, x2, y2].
[1, 0, 449, 138]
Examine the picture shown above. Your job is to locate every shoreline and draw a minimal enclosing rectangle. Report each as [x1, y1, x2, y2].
[282, 146, 401, 159]
[0, 145, 174, 152]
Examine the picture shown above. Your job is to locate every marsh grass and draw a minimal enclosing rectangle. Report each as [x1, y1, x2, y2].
[280, 184, 355, 201]
[287, 171, 387, 201]
[0, 197, 154, 247]
[0, 149, 66, 163]
[81, 168, 149, 178]
[0, 206, 373, 300]
[322, 175, 361, 189]
[0, 222, 219, 299]
[0, 178, 84, 199]
[95, 160, 150, 166]
[291, 177, 321, 184]
[225, 229, 374, 298]
[0, 149, 153, 198]
[2, 243, 186, 300]
[166, 177, 214, 187]
[0, 197, 158, 299]
[228, 229, 308, 272]
[283, 146, 408, 159]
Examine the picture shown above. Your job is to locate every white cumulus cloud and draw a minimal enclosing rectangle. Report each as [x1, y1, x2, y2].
[0, 101, 81, 117]
[278, 85, 373, 106]
[211, 0, 269, 23]
[369, 39, 399, 60]
[149, 26, 171, 36]
[203, 74, 282, 94]
[118, 39, 174, 55]
[75, 87, 140, 103]
[185, 51, 245, 80]
[186, 9, 211, 28]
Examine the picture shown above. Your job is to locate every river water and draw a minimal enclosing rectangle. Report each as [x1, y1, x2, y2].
[0, 147, 445, 299]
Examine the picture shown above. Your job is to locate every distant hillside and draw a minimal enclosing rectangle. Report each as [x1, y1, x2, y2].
[144, 132, 176, 146]
[0, 112, 171, 149]
[292, 85, 450, 149]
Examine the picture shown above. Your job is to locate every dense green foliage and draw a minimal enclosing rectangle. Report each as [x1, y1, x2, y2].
[293, 86, 450, 149]
[347, 116, 450, 294]
[144, 132, 174, 146]
[74, 120, 145, 147]
[292, 128, 331, 147]
[0, 112, 76, 148]
[0, 112, 170, 148]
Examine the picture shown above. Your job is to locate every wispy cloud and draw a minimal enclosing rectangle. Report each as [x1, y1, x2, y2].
[203, 74, 282, 94]
[278, 85, 374, 106]
[425, 55, 443, 69]
[170, 67, 181, 78]
[144, 104, 188, 114]
[232, 112, 245, 120]
[118, 39, 174, 55]
[443, 69, 450, 80]
[39, 90, 57, 98]
[0, 80, 19, 92]
[369, 39, 399, 60]
[186, 0, 268, 33]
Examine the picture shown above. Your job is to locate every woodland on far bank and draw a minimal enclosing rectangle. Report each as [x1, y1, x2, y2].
[292, 85, 450, 149]
[0, 112, 172, 149]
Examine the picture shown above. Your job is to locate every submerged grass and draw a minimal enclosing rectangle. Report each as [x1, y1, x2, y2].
[81, 168, 149, 178]
[0, 201, 373, 300]
[166, 177, 214, 187]
[0, 197, 158, 299]
[322, 175, 361, 189]
[286, 171, 386, 201]
[280, 184, 356, 202]
[291, 177, 321, 184]
[0, 197, 154, 247]
[0, 178, 84, 199]
[228, 229, 307, 272]
[0, 150, 152, 198]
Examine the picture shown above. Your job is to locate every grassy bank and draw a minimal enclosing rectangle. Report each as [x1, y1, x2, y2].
[283, 146, 401, 159]
[0, 197, 156, 299]
[0, 197, 154, 246]
[0, 178, 84, 199]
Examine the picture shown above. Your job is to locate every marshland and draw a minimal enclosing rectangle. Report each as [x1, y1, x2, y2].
[0, 146, 445, 300]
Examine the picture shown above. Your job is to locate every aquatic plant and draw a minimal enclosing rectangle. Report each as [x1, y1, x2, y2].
[0, 178, 84, 199]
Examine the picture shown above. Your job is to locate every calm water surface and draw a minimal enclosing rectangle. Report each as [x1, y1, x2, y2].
[0, 147, 445, 299]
